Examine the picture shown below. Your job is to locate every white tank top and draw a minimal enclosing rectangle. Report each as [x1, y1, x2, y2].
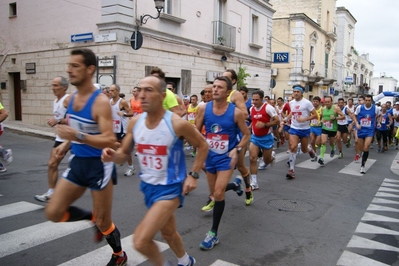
[54, 94, 69, 142]
[110, 98, 123, 133]
[133, 111, 186, 185]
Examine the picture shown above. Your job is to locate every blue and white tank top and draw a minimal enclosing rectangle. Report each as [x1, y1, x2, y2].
[356, 104, 377, 136]
[67, 90, 101, 157]
[204, 101, 238, 157]
[133, 110, 186, 185]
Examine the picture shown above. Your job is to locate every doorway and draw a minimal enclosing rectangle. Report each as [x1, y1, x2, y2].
[9, 72, 22, 121]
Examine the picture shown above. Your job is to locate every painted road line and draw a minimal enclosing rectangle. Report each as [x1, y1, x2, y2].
[378, 187, 399, 193]
[0, 201, 43, 219]
[210, 260, 240, 266]
[383, 178, 399, 183]
[58, 234, 169, 265]
[361, 212, 399, 223]
[375, 192, 399, 198]
[372, 197, 399, 204]
[337, 250, 389, 266]
[0, 221, 92, 258]
[338, 159, 376, 176]
[367, 204, 399, 213]
[347, 235, 399, 252]
[296, 155, 337, 170]
[355, 222, 399, 235]
[381, 182, 399, 188]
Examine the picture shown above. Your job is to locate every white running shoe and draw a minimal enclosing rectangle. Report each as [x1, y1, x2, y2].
[124, 167, 135, 176]
[2, 149, 12, 165]
[258, 161, 267, 170]
[360, 166, 366, 174]
[34, 192, 52, 203]
[271, 151, 276, 167]
[250, 176, 259, 190]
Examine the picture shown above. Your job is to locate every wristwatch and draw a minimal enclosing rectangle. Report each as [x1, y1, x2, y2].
[57, 119, 61, 124]
[75, 131, 86, 142]
[236, 147, 242, 154]
[189, 171, 199, 179]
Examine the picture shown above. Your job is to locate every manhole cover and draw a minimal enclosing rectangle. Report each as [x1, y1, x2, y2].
[268, 199, 315, 212]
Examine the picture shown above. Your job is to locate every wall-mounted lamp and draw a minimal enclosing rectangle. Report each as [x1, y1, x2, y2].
[254, 74, 259, 77]
[221, 54, 227, 62]
[310, 61, 315, 72]
[140, 0, 165, 25]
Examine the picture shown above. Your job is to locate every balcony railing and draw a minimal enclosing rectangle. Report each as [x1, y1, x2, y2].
[212, 20, 236, 52]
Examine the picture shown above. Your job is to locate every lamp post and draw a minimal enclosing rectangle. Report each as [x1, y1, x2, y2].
[140, 0, 165, 25]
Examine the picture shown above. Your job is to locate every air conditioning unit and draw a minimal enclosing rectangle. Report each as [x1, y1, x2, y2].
[271, 68, 278, 77]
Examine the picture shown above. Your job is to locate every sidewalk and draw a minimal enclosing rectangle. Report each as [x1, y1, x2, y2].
[3, 121, 55, 139]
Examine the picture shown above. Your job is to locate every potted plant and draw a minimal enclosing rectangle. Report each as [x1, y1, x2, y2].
[217, 36, 226, 45]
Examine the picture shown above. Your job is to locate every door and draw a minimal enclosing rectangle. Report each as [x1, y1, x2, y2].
[11, 73, 22, 121]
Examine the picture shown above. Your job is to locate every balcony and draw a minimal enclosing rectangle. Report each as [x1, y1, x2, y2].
[326, 25, 337, 41]
[212, 20, 236, 52]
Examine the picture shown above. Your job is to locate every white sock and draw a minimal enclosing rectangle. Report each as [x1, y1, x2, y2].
[177, 252, 189, 265]
[47, 188, 54, 194]
[128, 164, 134, 169]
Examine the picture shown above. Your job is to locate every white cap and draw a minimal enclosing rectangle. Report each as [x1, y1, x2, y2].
[395, 101, 399, 105]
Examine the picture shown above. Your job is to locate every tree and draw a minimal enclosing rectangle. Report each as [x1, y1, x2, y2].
[237, 66, 251, 89]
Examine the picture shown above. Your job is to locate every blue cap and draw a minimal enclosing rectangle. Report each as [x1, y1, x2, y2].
[293, 86, 303, 93]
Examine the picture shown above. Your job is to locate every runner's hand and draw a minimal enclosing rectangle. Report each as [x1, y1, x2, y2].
[101, 147, 115, 162]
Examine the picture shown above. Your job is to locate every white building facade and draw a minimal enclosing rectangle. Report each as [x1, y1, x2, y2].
[0, 0, 275, 126]
[371, 73, 398, 104]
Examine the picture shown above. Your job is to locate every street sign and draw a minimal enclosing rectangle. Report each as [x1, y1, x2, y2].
[70, 32, 93, 43]
[98, 59, 114, 67]
[130, 31, 143, 50]
[344, 76, 354, 84]
[273, 52, 289, 63]
[95, 33, 116, 43]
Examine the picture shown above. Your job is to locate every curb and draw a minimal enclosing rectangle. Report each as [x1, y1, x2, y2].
[3, 124, 55, 140]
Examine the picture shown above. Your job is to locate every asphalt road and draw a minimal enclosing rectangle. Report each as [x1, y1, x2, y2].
[1, 130, 399, 266]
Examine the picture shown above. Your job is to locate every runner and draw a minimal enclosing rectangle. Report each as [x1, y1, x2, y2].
[45, 48, 127, 266]
[102, 75, 207, 266]
[317, 96, 346, 166]
[109, 84, 135, 176]
[187, 94, 199, 157]
[286, 85, 316, 179]
[195, 76, 250, 250]
[335, 98, 357, 159]
[0, 102, 13, 172]
[392, 102, 399, 150]
[345, 98, 356, 147]
[376, 103, 393, 153]
[309, 96, 322, 162]
[248, 90, 279, 189]
[354, 94, 379, 174]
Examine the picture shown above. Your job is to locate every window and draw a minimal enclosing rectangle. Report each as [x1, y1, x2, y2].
[9, 2, 17, 17]
[325, 53, 329, 77]
[163, 0, 173, 15]
[353, 73, 357, 85]
[251, 15, 259, 44]
[379, 85, 383, 94]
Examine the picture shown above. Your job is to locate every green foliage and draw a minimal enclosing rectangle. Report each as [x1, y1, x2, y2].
[237, 66, 251, 89]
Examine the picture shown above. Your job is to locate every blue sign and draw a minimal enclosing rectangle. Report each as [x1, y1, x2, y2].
[329, 87, 335, 95]
[273, 52, 289, 63]
[70, 32, 93, 43]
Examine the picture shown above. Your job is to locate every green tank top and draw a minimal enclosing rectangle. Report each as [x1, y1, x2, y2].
[321, 106, 338, 131]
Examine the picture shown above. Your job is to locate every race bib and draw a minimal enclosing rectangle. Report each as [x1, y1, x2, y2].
[381, 118, 386, 124]
[137, 144, 167, 171]
[324, 121, 333, 129]
[206, 133, 229, 154]
[188, 112, 196, 123]
[360, 118, 371, 127]
[292, 112, 302, 121]
[311, 119, 318, 125]
[113, 119, 121, 133]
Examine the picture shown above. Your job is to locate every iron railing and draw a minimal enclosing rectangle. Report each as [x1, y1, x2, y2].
[212, 20, 236, 49]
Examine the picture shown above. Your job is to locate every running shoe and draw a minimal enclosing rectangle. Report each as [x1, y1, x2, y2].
[234, 176, 244, 196]
[311, 155, 318, 162]
[93, 224, 104, 242]
[107, 251, 127, 266]
[258, 160, 267, 170]
[124, 167, 135, 176]
[330, 148, 335, 158]
[318, 158, 324, 166]
[308, 145, 315, 159]
[346, 140, 351, 148]
[338, 152, 343, 159]
[200, 231, 219, 250]
[201, 198, 215, 212]
[34, 192, 52, 203]
[286, 170, 295, 180]
[2, 149, 12, 165]
[0, 165, 6, 173]
[360, 166, 366, 174]
[191, 151, 196, 157]
[354, 154, 360, 161]
[178, 255, 196, 266]
[245, 191, 254, 205]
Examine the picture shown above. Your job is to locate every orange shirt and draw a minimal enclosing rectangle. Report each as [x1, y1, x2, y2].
[130, 96, 143, 116]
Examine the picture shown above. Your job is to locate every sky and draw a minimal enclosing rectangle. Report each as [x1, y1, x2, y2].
[336, 0, 399, 81]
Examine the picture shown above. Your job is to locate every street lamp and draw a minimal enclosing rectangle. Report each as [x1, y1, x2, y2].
[140, 0, 165, 25]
